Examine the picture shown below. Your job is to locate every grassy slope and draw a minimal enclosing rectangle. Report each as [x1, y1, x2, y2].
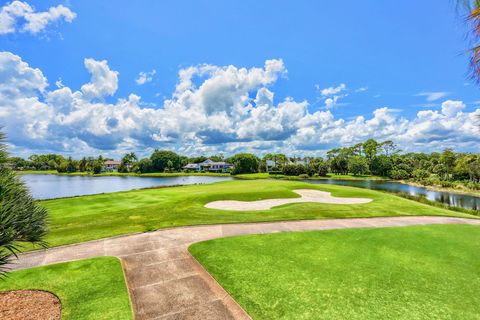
[190, 225, 480, 320]
[35, 179, 475, 248]
[0, 257, 132, 320]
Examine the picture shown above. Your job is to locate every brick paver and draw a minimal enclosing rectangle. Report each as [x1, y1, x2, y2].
[8, 216, 480, 320]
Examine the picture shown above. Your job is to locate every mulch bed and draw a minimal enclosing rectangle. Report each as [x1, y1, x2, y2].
[0, 290, 61, 320]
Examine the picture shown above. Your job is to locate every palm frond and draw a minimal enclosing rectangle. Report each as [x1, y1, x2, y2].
[0, 130, 48, 275]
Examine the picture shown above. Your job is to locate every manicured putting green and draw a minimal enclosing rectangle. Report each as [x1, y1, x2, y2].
[0, 257, 133, 320]
[190, 225, 480, 319]
[39, 179, 475, 248]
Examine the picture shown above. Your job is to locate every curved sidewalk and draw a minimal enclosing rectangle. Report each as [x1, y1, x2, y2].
[8, 216, 480, 320]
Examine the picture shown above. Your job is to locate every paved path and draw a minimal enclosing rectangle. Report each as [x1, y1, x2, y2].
[8, 216, 480, 320]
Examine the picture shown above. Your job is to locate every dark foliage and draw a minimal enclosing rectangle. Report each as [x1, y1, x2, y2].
[0, 132, 48, 274]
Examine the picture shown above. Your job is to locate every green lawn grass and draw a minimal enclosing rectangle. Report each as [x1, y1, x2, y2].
[34, 179, 476, 248]
[189, 225, 480, 319]
[0, 257, 133, 320]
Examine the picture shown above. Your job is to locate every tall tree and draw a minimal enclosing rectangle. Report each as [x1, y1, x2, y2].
[119, 152, 138, 173]
[348, 155, 369, 176]
[440, 149, 456, 178]
[150, 150, 181, 172]
[0, 132, 48, 274]
[363, 139, 379, 161]
[229, 153, 259, 174]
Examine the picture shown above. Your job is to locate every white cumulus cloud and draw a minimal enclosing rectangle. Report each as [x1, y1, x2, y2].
[135, 69, 156, 85]
[80, 58, 119, 99]
[317, 83, 348, 109]
[319, 83, 346, 96]
[0, 52, 479, 158]
[0, 1, 76, 35]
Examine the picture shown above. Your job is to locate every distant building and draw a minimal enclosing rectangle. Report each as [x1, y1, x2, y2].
[103, 160, 121, 172]
[182, 159, 232, 173]
[266, 160, 276, 171]
[183, 163, 201, 171]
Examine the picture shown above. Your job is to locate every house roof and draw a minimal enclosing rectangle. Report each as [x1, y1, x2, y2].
[104, 160, 121, 165]
[205, 161, 230, 166]
[183, 163, 200, 168]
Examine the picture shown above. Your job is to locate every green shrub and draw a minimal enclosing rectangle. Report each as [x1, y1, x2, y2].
[282, 164, 306, 176]
[413, 169, 429, 179]
[0, 132, 48, 274]
[390, 169, 410, 180]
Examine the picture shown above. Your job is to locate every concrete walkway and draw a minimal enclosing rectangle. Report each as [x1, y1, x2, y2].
[8, 216, 480, 320]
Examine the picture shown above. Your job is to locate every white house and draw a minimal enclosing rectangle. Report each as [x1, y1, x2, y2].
[182, 159, 232, 173]
[182, 163, 201, 171]
[103, 160, 121, 172]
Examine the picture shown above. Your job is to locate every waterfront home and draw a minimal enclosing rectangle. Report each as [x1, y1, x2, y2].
[103, 160, 121, 172]
[183, 163, 201, 171]
[202, 160, 231, 173]
[182, 159, 232, 173]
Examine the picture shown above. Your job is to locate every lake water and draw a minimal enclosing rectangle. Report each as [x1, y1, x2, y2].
[21, 174, 233, 200]
[20, 174, 480, 211]
[304, 179, 480, 211]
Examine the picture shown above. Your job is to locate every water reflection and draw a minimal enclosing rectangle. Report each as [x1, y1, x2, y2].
[20, 174, 232, 200]
[304, 179, 480, 211]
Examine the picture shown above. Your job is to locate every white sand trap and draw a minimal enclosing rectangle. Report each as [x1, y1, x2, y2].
[205, 189, 372, 211]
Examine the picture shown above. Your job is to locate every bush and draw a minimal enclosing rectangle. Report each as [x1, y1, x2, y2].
[412, 169, 429, 179]
[439, 180, 454, 188]
[0, 132, 48, 274]
[299, 174, 309, 179]
[466, 182, 480, 190]
[56, 161, 68, 173]
[389, 169, 410, 180]
[305, 162, 329, 177]
[282, 164, 306, 176]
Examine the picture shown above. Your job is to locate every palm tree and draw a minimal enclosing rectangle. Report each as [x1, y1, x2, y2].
[121, 152, 137, 165]
[458, 1, 480, 82]
[0, 131, 48, 275]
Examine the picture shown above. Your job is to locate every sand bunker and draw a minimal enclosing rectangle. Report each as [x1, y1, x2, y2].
[205, 189, 372, 211]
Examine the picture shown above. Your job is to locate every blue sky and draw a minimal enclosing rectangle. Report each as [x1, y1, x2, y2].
[0, 0, 479, 158]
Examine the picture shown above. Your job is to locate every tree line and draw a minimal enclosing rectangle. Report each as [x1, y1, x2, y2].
[8, 139, 480, 190]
